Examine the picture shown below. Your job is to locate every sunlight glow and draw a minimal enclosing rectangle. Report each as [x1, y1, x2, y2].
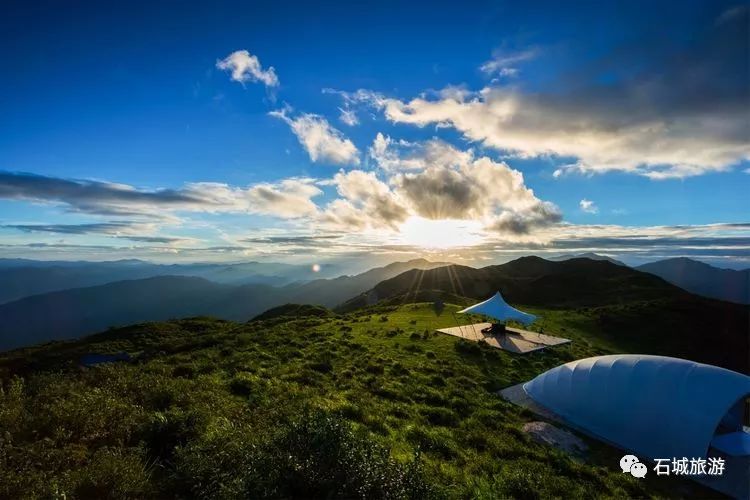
[398, 216, 485, 249]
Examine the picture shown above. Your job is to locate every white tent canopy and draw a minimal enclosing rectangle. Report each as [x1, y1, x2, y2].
[458, 291, 537, 325]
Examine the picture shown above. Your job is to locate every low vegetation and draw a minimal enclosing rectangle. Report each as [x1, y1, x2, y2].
[0, 303, 713, 498]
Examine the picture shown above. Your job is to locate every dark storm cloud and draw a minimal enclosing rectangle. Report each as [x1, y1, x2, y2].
[0, 171, 210, 216]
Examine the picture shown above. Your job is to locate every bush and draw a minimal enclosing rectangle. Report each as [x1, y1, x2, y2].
[72, 447, 153, 498]
[454, 339, 482, 356]
[420, 406, 459, 427]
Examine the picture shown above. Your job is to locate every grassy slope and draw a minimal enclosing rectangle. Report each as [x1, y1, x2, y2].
[339, 259, 750, 374]
[0, 303, 713, 499]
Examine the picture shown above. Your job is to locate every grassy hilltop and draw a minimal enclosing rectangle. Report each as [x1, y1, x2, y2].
[0, 302, 714, 499]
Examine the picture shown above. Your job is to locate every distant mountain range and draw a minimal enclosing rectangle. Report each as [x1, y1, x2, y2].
[1, 255, 748, 373]
[0, 258, 346, 304]
[0, 258, 447, 350]
[636, 257, 749, 305]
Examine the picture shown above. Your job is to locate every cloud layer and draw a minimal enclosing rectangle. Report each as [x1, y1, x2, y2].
[0, 171, 321, 219]
[318, 137, 561, 238]
[349, 8, 749, 179]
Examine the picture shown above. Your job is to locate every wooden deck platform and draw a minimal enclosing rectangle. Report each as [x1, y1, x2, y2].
[436, 322, 570, 354]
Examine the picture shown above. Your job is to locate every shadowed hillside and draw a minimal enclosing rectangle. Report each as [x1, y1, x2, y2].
[340, 257, 681, 310]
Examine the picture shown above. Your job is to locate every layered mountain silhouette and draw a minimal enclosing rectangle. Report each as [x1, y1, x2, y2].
[0, 259, 338, 304]
[0, 258, 447, 350]
[1, 256, 747, 373]
[637, 257, 749, 305]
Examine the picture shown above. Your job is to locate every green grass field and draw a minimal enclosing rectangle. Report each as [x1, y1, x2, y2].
[0, 303, 713, 498]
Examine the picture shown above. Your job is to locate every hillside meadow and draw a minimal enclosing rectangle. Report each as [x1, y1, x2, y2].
[0, 302, 714, 499]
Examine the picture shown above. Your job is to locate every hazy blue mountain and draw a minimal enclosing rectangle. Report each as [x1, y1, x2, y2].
[637, 257, 749, 304]
[0, 258, 449, 350]
[283, 258, 451, 307]
[0, 259, 342, 304]
[0, 276, 286, 351]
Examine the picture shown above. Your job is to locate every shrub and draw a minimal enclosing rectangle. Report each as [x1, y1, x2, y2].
[404, 426, 457, 459]
[454, 339, 482, 356]
[72, 447, 153, 498]
[308, 360, 333, 373]
[245, 411, 432, 498]
[420, 407, 459, 427]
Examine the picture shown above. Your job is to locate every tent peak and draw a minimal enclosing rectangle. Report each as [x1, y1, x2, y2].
[458, 291, 536, 325]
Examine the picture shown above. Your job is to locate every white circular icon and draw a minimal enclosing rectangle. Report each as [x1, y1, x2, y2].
[630, 462, 648, 478]
[620, 454, 639, 473]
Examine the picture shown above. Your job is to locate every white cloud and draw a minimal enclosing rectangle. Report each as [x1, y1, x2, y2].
[579, 199, 598, 214]
[368, 133, 472, 172]
[320, 170, 408, 230]
[480, 48, 538, 77]
[375, 87, 750, 179]
[242, 178, 322, 217]
[270, 108, 360, 165]
[216, 50, 279, 87]
[323, 137, 561, 238]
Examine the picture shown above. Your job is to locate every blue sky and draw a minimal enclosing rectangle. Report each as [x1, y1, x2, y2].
[1, 0, 748, 268]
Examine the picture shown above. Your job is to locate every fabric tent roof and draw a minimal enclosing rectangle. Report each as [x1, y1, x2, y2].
[523, 354, 750, 459]
[457, 291, 537, 325]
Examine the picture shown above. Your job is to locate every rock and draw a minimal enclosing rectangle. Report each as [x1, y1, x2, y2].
[522, 421, 588, 457]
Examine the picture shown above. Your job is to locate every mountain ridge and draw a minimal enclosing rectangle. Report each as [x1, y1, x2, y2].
[0, 259, 450, 350]
[636, 257, 749, 304]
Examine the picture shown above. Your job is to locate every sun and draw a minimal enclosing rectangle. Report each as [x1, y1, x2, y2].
[398, 216, 484, 249]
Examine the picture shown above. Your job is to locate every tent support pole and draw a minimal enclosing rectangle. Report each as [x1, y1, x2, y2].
[451, 311, 464, 338]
